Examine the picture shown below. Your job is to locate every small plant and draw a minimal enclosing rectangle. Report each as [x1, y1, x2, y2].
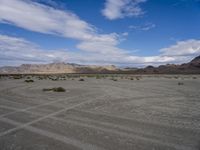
[96, 75, 101, 79]
[43, 87, 66, 92]
[13, 76, 22, 79]
[79, 78, 85, 81]
[136, 77, 140, 80]
[26, 76, 31, 79]
[111, 78, 117, 81]
[193, 77, 197, 79]
[25, 79, 34, 83]
[53, 87, 66, 92]
[43, 88, 53, 92]
[178, 82, 184, 85]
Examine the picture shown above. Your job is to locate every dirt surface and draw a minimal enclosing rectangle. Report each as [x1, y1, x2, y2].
[0, 75, 200, 150]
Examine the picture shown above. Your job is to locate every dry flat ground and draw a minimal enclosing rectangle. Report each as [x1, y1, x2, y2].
[0, 75, 200, 150]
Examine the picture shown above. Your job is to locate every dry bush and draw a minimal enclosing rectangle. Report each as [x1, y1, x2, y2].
[43, 87, 66, 92]
[178, 82, 184, 85]
[13, 75, 22, 79]
[25, 79, 34, 83]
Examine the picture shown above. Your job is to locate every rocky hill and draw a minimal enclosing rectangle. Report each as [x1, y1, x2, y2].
[133, 55, 200, 74]
[0, 63, 118, 74]
[0, 55, 199, 74]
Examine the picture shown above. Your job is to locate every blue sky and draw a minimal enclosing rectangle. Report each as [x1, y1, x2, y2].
[0, 0, 200, 67]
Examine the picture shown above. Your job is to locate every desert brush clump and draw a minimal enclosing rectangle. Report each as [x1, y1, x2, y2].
[110, 78, 117, 81]
[178, 82, 184, 85]
[26, 76, 31, 79]
[25, 79, 34, 83]
[96, 75, 101, 79]
[13, 75, 23, 79]
[79, 78, 85, 81]
[43, 87, 66, 92]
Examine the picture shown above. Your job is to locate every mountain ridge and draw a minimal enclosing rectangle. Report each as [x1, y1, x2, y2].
[0, 55, 200, 74]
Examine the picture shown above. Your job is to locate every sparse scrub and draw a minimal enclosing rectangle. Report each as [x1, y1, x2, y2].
[79, 78, 85, 81]
[110, 78, 117, 81]
[174, 76, 179, 79]
[26, 76, 31, 79]
[25, 79, 34, 83]
[178, 82, 184, 85]
[13, 75, 22, 79]
[136, 77, 140, 80]
[53, 87, 66, 92]
[96, 75, 101, 79]
[43, 87, 66, 92]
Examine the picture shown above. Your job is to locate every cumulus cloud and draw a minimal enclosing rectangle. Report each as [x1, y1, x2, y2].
[1, 34, 199, 67]
[129, 22, 156, 31]
[0, 34, 69, 66]
[0, 0, 199, 67]
[0, 0, 122, 56]
[102, 0, 147, 20]
[160, 39, 200, 57]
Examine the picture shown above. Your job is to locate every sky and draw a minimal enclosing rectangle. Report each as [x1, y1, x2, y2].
[0, 0, 200, 67]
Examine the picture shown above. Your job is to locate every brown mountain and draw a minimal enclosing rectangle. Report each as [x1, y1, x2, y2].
[0, 55, 199, 74]
[133, 55, 200, 74]
[0, 63, 118, 74]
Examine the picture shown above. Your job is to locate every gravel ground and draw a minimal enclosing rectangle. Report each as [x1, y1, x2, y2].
[0, 75, 200, 150]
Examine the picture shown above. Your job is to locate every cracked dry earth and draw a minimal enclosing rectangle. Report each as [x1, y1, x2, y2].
[0, 76, 200, 150]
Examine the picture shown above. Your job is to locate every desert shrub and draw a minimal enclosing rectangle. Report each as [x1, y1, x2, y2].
[79, 78, 85, 81]
[110, 78, 117, 81]
[53, 87, 66, 92]
[174, 76, 179, 79]
[178, 82, 184, 85]
[13, 76, 22, 79]
[25, 79, 34, 83]
[130, 78, 134, 80]
[193, 77, 197, 79]
[43, 88, 53, 92]
[96, 75, 101, 79]
[43, 87, 66, 92]
[26, 76, 31, 79]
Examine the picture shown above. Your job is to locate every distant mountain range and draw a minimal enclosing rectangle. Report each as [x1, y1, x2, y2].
[0, 62, 118, 74]
[133, 55, 200, 74]
[0, 55, 200, 74]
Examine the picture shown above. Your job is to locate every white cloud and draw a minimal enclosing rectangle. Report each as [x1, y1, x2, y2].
[160, 39, 200, 57]
[129, 22, 155, 31]
[0, 0, 199, 67]
[0, 0, 94, 41]
[1, 34, 199, 67]
[0, 0, 126, 57]
[102, 0, 147, 20]
[122, 32, 129, 36]
[0, 34, 69, 66]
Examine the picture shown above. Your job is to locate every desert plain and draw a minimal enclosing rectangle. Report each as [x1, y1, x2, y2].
[0, 75, 200, 150]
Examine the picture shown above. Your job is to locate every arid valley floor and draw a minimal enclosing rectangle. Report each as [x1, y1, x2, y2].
[0, 75, 200, 150]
